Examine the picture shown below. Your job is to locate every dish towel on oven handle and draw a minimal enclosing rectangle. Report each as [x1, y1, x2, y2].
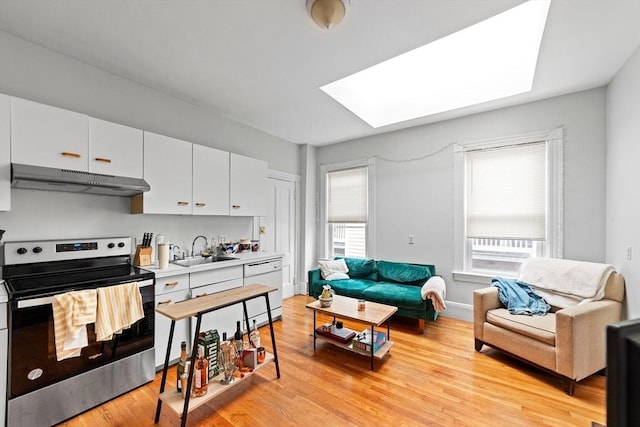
[95, 282, 144, 342]
[52, 289, 98, 361]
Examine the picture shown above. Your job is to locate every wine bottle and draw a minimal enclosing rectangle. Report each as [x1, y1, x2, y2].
[176, 341, 187, 392]
[193, 345, 208, 397]
[234, 320, 244, 353]
[250, 319, 261, 348]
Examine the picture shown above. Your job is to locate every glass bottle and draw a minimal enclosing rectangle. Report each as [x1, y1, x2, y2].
[234, 320, 244, 353]
[250, 319, 261, 348]
[176, 341, 187, 392]
[193, 345, 208, 397]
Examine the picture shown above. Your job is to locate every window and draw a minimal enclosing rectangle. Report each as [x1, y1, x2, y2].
[454, 128, 563, 279]
[320, 159, 375, 259]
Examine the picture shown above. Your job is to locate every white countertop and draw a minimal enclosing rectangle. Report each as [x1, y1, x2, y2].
[143, 251, 284, 279]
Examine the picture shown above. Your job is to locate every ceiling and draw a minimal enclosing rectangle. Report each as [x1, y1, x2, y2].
[0, 0, 639, 146]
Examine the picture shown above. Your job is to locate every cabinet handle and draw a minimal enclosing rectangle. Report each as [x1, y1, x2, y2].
[177, 201, 190, 206]
[61, 151, 81, 158]
[95, 157, 112, 163]
[158, 299, 172, 305]
[195, 293, 207, 298]
[232, 205, 241, 209]
[165, 281, 179, 287]
[195, 202, 206, 207]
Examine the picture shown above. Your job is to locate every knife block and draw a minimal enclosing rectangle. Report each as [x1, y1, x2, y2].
[134, 245, 152, 266]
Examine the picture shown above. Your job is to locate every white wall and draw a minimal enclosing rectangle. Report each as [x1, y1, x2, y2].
[0, 31, 299, 175]
[318, 88, 608, 318]
[0, 30, 300, 250]
[606, 46, 640, 320]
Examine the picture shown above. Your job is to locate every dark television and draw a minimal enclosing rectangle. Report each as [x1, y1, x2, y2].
[607, 318, 640, 427]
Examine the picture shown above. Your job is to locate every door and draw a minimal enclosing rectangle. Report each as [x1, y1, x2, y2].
[192, 145, 229, 215]
[140, 132, 192, 214]
[229, 153, 268, 216]
[260, 176, 296, 298]
[11, 97, 88, 170]
[89, 118, 143, 178]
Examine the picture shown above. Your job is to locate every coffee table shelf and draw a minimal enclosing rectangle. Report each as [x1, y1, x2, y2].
[313, 334, 395, 359]
[306, 295, 398, 370]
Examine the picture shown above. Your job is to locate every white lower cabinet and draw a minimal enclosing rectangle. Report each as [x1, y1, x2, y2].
[190, 266, 244, 338]
[155, 285, 191, 370]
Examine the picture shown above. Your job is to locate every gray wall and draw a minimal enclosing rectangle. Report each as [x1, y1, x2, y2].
[0, 30, 300, 252]
[606, 46, 640, 320]
[317, 88, 608, 318]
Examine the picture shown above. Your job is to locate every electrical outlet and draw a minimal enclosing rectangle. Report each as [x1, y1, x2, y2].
[627, 246, 632, 260]
[408, 235, 414, 245]
[259, 226, 266, 235]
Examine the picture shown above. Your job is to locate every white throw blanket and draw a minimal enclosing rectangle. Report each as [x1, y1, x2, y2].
[421, 276, 447, 312]
[517, 258, 615, 307]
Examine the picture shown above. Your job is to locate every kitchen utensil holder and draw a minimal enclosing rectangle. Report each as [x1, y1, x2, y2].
[134, 245, 153, 266]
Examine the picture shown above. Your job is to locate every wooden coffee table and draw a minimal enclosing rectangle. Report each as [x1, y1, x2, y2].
[305, 294, 397, 370]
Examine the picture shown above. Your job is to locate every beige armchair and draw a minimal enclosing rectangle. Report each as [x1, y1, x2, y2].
[473, 271, 625, 395]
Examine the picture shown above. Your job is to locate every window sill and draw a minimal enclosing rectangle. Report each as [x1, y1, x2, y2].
[452, 271, 516, 285]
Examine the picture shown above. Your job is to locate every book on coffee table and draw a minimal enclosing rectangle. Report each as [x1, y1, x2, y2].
[315, 322, 356, 344]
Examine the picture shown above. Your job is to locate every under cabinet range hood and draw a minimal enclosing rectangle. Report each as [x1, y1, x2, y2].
[11, 163, 150, 196]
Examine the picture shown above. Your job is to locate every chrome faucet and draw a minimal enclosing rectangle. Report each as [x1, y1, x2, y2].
[192, 235, 208, 257]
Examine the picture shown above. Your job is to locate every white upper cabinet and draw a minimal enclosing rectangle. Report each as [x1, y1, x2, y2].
[11, 97, 88, 170]
[89, 118, 143, 178]
[192, 144, 230, 215]
[230, 153, 268, 216]
[0, 94, 10, 211]
[132, 131, 192, 215]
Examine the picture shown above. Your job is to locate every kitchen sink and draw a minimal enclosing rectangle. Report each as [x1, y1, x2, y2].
[172, 256, 237, 267]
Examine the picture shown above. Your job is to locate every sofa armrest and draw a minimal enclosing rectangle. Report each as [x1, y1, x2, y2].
[555, 299, 623, 380]
[473, 287, 501, 341]
[308, 269, 322, 297]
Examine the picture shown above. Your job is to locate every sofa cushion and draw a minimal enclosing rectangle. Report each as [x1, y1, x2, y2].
[362, 283, 426, 310]
[377, 261, 433, 286]
[486, 308, 556, 346]
[338, 257, 378, 280]
[318, 258, 349, 279]
[327, 279, 376, 299]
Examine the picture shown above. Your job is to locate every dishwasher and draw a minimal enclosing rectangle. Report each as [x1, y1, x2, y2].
[243, 258, 283, 327]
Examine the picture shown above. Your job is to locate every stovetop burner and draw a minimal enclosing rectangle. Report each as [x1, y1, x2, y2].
[2, 237, 155, 300]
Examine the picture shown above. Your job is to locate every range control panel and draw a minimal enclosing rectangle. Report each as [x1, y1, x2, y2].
[4, 237, 132, 265]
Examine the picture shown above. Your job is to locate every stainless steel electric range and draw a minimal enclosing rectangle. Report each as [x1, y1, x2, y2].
[2, 237, 155, 427]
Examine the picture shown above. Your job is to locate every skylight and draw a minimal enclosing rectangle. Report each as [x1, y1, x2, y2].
[320, 0, 551, 128]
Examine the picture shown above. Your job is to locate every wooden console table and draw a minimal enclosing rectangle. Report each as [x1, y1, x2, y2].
[154, 284, 281, 426]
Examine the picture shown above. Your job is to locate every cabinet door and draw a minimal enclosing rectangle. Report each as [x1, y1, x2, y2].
[0, 94, 10, 211]
[141, 132, 192, 214]
[89, 118, 143, 178]
[192, 145, 230, 215]
[11, 97, 88, 170]
[155, 288, 191, 369]
[229, 153, 268, 216]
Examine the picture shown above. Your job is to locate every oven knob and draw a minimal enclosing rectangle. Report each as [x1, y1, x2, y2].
[17, 247, 27, 255]
[108, 243, 115, 249]
[32, 246, 43, 254]
[117, 242, 125, 248]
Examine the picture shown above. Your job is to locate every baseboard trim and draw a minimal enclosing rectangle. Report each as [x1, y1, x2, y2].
[439, 301, 473, 322]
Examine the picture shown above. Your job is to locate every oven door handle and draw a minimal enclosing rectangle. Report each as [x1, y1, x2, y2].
[16, 279, 155, 309]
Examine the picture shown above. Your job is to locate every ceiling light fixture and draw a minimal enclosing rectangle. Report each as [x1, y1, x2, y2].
[307, 0, 349, 30]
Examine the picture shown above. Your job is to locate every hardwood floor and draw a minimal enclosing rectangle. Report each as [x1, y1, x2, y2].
[58, 295, 606, 426]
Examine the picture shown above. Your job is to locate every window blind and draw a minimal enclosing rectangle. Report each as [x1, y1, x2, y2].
[465, 142, 546, 240]
[327, 167, 368, 223]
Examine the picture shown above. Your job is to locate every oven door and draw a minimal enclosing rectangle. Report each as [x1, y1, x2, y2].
[8, 279, 154, 399]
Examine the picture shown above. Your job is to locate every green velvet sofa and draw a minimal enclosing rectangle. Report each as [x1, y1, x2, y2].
[308, 257, 437, 332]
